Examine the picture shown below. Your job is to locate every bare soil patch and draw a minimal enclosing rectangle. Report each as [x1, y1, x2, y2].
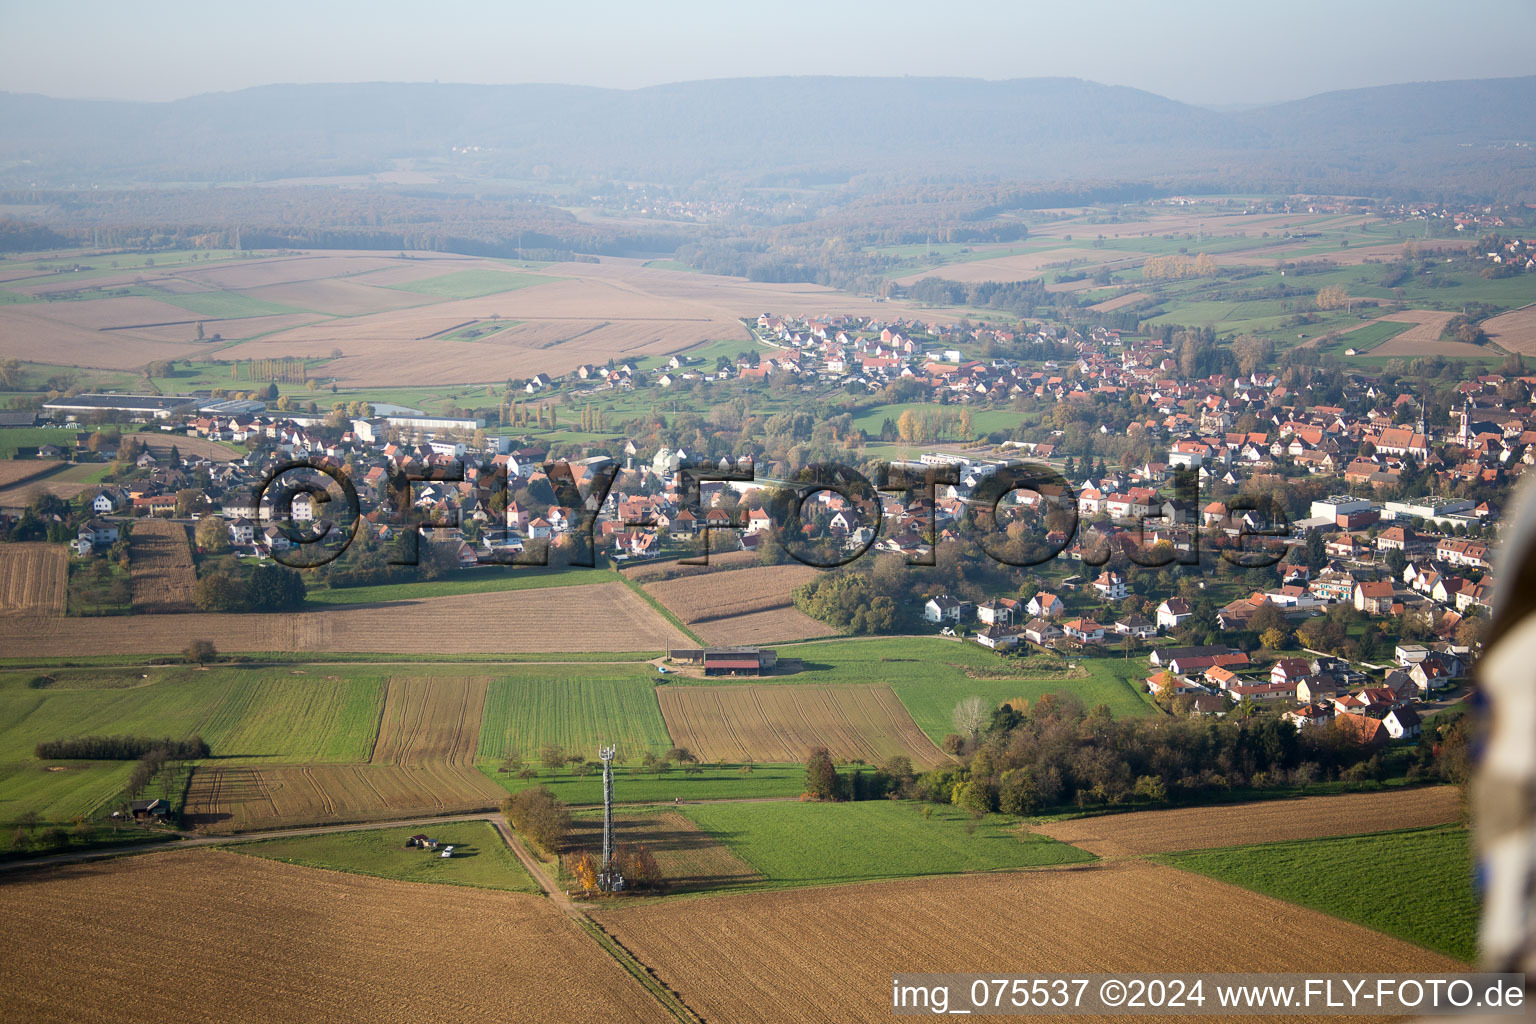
[0, 849, 673, 1024]
[1033, 786, 1463, 857]
[657, 683, 947, 767]
[592, 860, 1463, 1023]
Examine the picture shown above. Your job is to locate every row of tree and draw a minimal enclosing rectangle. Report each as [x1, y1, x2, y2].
[35, 735, 210, 761]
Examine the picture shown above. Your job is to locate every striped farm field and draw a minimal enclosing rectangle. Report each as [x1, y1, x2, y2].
[0, 542, 66, 615]
[185, 674, 502, 831]
[590, 861, 1465, 1023]
[643, 563, 819, 623]
[1, 850, 673, 1024]
[690, 605, 832, 645]
[656, 683, 948, 767]
[183, 761, 504, 832]
[1033, 786, 1464, 857]
[477, 669, 673, 762]
[0, 667, 386, 766]
[369, 675, 489, 765]
[128, 519, 197, 613]
[0, 581, 688, 656]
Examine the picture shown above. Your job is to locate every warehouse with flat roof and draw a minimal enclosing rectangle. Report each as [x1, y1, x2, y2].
[42, 394, 197, 420]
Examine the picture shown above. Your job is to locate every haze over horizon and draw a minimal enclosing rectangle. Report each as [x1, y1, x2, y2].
[2, 0, 1532, 108]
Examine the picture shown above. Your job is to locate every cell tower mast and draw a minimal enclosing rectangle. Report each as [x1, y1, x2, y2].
[598, 745, 621, 891]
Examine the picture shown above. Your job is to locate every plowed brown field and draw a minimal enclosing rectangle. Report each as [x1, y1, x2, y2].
[0, 580, 687, 656]
[1484, 303, 1536, 356]
[182, 762, 504, 832]
[1033, 786, 1463, 857]
[620, 549, 758, 582]
[184, 675, 503, 832]
[128, 519, 196, 614]
[691, 606, 831, 645]
[0, 542, 66, 615]
[657, 683, 947, 767]
[591, 861, 1465, 1024]
[645, 563, 819, 622]
[0, 850, 672, 1024]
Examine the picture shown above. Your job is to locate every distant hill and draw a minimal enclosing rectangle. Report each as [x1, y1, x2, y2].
[1, 75, 1533, 197]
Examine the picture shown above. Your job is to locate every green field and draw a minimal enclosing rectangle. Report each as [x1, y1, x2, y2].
[477, 670, 673, 762]
[389, 269, 553, 300]
[681, 800, 1093, 888]
[304, 566, 615, 606]
[233, 821, 540, 892]
[0, 759, 138, 824]
[753, 638, 1153, 742]
[1165, 826, 1477, 962]
[850, 401, 1023, 439]
[1311, 319, 1411, 356]
[0, 427, 77, 459]
[0, 667, 386, 767]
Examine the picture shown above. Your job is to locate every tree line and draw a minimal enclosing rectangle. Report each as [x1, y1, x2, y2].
[35, 735, 210, 761]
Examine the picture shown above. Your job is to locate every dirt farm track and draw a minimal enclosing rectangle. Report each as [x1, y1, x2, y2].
[0, 580, 688, 657]
[0, 850, 672, 1024]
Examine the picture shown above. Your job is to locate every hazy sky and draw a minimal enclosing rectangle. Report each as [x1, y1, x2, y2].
[2, 0, 1531, 106]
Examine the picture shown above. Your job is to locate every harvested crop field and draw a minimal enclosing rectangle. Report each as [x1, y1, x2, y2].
[184, 675, 503, 831]
[0, 462, 102, 506]
[1367, 309, 1486, 358]
[619, 549, 758, 582]
[182, 762, 504, 832]
[656, 683, 947, 767]
[565, 808, 762, 893]
[0, 581, 688, 656]
[0, 849, 673, 1024]
[369, 675, 489, 765]
[1484, 303, 1536, 356]
[128, 519, 196, 614]
[135, 434, 241, 462]
[691, 605, 831, 645]
[1089, 290, 1149, 312]
[0, 460, 54, 488]
[1033, 786, 1462, 857]
[591, 860, 1463, 1024]
[0, 542, 66, 615]
[644, 563, 818, 622]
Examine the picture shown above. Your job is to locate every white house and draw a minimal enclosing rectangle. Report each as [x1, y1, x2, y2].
[1026, 592, 1064, 619]
[924, 594, 970, 623]
[1156, 597, 1192, 631]
[227, 517, 256, 547]
[1093, 570, 1128, 601]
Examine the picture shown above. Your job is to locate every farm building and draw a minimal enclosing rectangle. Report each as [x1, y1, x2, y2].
[42, 394, 198, 420]
[669, 647, 779, 676]
[129, 798, 171, 822]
